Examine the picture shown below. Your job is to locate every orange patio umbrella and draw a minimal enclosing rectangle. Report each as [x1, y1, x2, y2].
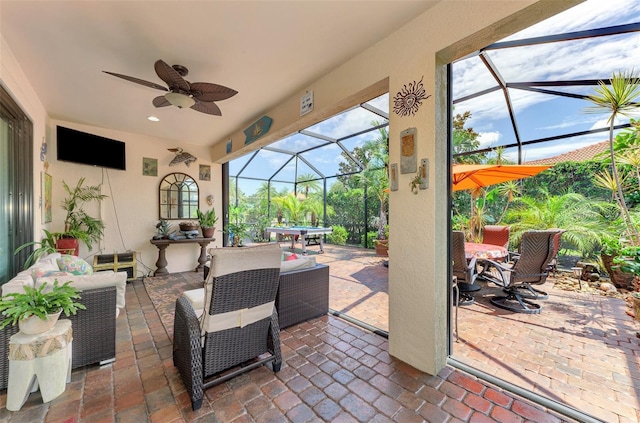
[452, 164, 552, 191]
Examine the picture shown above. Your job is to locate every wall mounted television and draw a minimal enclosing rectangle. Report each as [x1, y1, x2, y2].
[56, 126, 126, 170]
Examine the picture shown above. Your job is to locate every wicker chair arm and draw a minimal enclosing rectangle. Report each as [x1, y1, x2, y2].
[269, 309, 282, 372]
[173, 296, 204, 410]
[477, 258, 510, 288]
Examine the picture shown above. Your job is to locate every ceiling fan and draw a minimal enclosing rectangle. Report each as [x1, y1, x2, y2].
[103, 59, 237, 116]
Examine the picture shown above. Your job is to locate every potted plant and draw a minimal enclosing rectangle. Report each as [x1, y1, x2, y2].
[14, 229, 59, 269]
[0, 280, 86, 334]
[196, 208, 218, 238]
[58, 177, 108, 255]
[374, 224, 390, 257]
[613, 244, 640, 320]
[226, 221, 250, 247]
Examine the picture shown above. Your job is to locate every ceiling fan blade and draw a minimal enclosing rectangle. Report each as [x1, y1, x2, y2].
[190, 82, 238, 102]
[152, 96, 171, 107]
[191, 100, 222, 116]
[103, 71, 168, 91]
[154, 59, 190, 92]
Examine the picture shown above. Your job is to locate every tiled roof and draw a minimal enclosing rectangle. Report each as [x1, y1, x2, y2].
[525, 140, 609, 165]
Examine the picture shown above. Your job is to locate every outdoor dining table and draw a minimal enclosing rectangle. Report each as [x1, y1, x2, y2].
[464, 242, 508, 260]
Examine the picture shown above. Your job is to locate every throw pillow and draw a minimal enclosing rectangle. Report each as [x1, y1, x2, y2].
[57, 255, 93, 275]
[285, 253, 298, 261]
[31, 269, 74, 280]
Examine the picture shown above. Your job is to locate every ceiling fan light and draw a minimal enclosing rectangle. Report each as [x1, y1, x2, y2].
[165, 92, 195, 108]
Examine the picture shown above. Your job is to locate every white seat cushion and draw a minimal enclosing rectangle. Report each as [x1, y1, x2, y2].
[182, 288, 205, 311]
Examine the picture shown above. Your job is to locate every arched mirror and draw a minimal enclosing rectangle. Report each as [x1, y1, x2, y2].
[159, 172, 199, 219]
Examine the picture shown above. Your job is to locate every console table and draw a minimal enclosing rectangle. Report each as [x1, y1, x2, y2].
[149, 237, 215, 276]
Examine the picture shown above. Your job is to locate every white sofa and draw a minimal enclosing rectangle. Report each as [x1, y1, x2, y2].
[2, 252, 126, 317]
[0, 253, 127, 389]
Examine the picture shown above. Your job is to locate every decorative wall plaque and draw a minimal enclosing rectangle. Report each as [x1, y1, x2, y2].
[400, 127, 417, 174]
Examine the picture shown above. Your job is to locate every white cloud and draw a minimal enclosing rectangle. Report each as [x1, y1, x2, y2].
[477, 131, 502, 148]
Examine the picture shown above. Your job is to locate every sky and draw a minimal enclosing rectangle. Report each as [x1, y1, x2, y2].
[452, 0, 640, 163]
[231, 0, 640, 195]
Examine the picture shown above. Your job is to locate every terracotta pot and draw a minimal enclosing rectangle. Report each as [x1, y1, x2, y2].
[18, 310, 62, 335]
[201, 227, 216, 238]
[56, 237, 79, 256]
[375, 240, 389, 257]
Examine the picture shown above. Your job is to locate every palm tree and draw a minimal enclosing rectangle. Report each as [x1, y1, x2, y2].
[493, 181, 521, 224]
[354, 124, 389, 240]
[505, 190, 616, 259]
[585, 70, 640, 244]
[304, 196, 334, 227]
[296, 173, 321, 198]
[275, 193, 306, 224]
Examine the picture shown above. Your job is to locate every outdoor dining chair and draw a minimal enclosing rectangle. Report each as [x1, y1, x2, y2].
[546, 229, 565, 277]
[475, 230, 561, 314]
[482, 225, 510, 249]
[173, 243, 283, 410]
[452, 231, 480, 304]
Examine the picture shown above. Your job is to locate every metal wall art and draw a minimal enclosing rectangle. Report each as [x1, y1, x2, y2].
[393, 76, 430, 117]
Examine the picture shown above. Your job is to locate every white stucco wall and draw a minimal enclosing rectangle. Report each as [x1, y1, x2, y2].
[46, 119, 223, 274]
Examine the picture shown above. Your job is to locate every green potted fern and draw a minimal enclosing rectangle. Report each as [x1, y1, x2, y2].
[0, 280, 86, 334]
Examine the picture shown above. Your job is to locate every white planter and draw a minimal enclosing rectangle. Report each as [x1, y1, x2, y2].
[18, 311, 62, 335]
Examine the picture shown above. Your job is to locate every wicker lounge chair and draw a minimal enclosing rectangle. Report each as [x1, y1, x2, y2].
[477, 230, 561, 314]
[173, 244, 283, 411]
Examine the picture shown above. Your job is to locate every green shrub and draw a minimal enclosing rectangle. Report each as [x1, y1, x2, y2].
[361, 231, 377, 249]
[327, 225, 348, 245]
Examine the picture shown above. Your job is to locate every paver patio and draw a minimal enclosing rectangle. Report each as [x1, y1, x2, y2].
[312, 244, 640, 423]
[0, 243, 637, 422]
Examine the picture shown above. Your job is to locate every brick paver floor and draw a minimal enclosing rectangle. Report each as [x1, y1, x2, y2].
[0, 247, 576, 422]
[0, 243, 638, 423]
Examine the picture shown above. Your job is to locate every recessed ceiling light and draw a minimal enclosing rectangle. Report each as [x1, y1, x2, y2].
[147, 116, 160, 122]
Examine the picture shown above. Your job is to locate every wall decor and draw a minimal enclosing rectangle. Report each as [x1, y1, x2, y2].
[42, 172, 52, 223]
[389, 163, 399, 191]
[226, 139, 232, 154]
[300, 91, 313, 116]
[199, 164, 211, 181]
[244, 115, 272, 145]
[40, 137, 47, 162]
[143, 157, 158, 176]
[168, 147, 197, 167]
[419, 158, 429, 190]
[393, 76, 430, 117]
[400, 127, 417, 174]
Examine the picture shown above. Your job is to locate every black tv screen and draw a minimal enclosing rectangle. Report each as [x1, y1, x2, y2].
[57, 126, 126, 170]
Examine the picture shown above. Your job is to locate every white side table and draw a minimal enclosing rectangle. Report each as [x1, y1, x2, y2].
[7, 319, 73, 411]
